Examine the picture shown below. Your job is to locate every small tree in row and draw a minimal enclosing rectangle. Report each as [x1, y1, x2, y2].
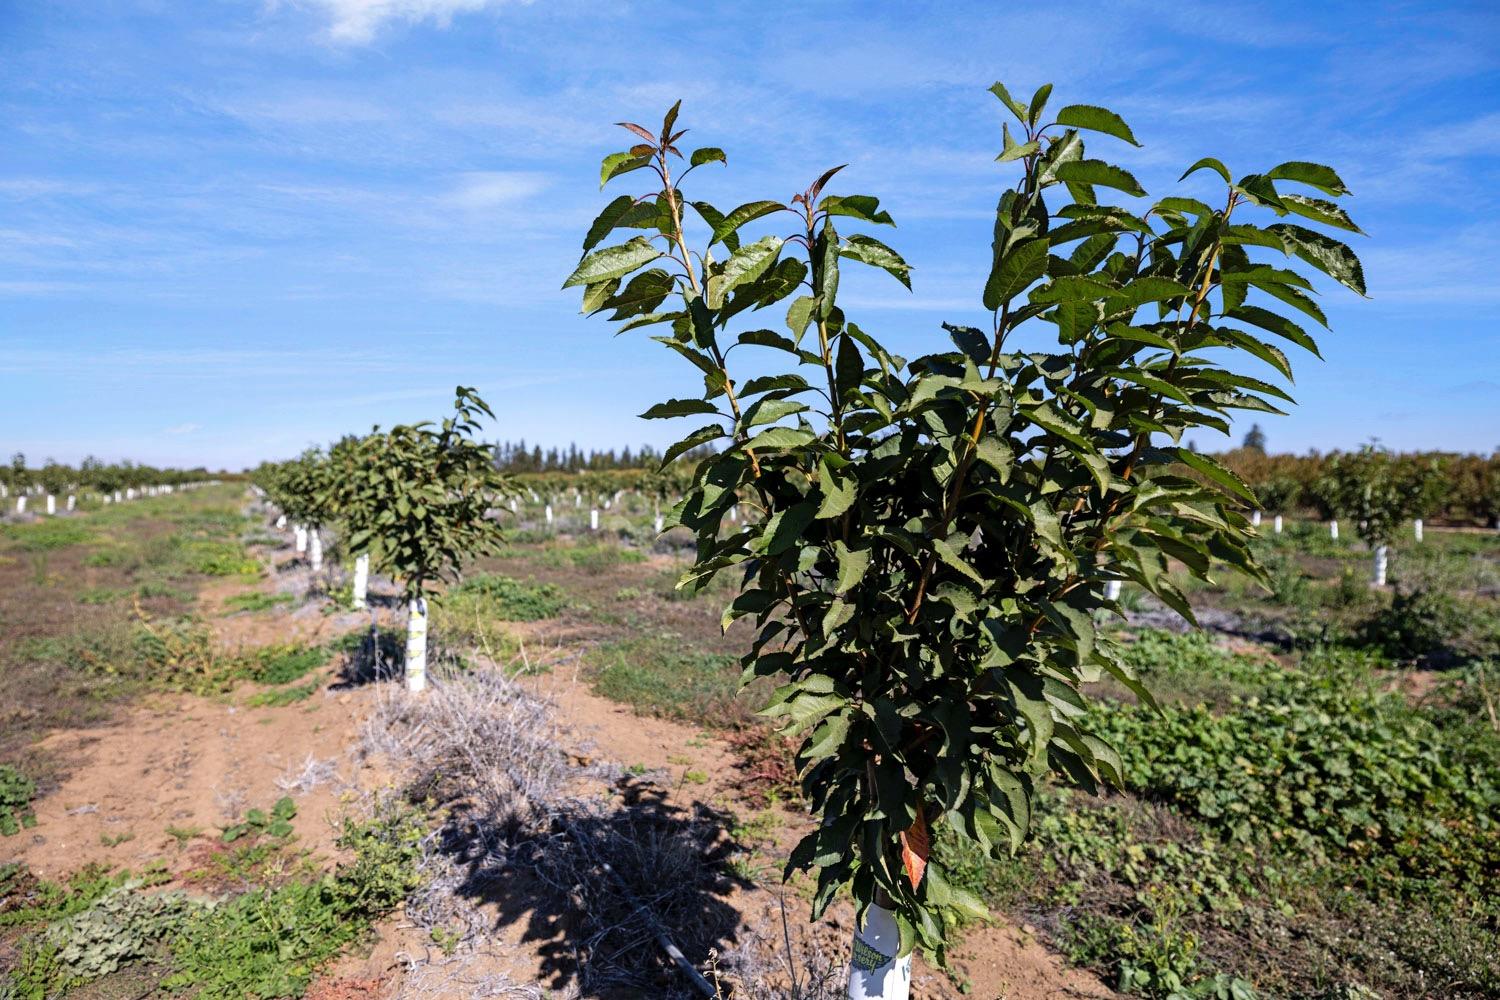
[1320, 445, 1435, 585]
[568, 82, 1365, 996]
[339, 387, 511, 691]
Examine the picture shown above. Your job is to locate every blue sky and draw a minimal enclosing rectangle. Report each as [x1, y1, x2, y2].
[2, 0, 1497, 469]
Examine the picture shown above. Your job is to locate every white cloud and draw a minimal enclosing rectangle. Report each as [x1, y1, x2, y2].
[164, 423, 202, 435]
[298, 0, 527, 44]
[442, 170, 550, 210]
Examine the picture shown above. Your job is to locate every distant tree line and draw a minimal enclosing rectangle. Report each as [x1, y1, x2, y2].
[2, 453, 220, 495]
[490, 439, 715, 473]
[1215, 429, 1500, 526]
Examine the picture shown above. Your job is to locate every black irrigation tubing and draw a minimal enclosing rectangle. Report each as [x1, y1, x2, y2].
[562, 815, 719, 999]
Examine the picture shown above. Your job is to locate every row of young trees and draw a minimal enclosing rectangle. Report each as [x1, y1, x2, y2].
[1220, 440, 1500, 526]
[254, 388, 511, 692]
[2, 454, 218, 497]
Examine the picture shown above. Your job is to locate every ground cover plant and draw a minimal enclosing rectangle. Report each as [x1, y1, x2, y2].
[569, 78, 1367, 989]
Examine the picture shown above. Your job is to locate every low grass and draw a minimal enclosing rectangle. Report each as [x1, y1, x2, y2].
[585, 634, 749, 726]
[221, 591, 296, 613]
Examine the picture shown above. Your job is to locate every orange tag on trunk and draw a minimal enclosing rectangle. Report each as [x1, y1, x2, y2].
[900, 808, 930, 891]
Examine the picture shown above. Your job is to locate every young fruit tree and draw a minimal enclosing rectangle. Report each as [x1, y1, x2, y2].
[1320, 445, 1430, 586]
[1253, 474, 1301, 534]
[567, 83, 1365, 996]
[275, 449, 337, 573]
[342, 387, 511, 692]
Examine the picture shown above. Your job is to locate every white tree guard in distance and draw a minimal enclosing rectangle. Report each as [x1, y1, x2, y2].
[1104, 579, 1122, 601]
[1372, 545, 1389, 587]
[352, 553, 370, 610]
[590, 509, 599, 531]
[45, 495, 55, 515]
[406, 597, 428, 692]
[1414, 518, 1424, 542]
[66, 495, 75, 511]
[1330, 519, 1339, 540]
[295, 525, 308, 554]
[847, 903, 912, 1000]
[309, 530, 323, 572]
[1273, 514, 1283, 534]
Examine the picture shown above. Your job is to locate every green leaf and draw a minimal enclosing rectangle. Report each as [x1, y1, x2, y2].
[600, 151, 650, 188]
[745, 426, 815, 450]
[841, 234, 912, 289]
[988, 81, 1028, 124]
[1225, 305, 1321, 357]
[1054, 160, 1145, 197]
[1266, 223, 1367, 296]
[562, 237, 661, 289]
[1175, 448, 1258, 504]
[690, 147, 727, 167]
[1179, 157, 1231, 184]
[1281, 193, 1363, 234]
[931, 537, 985, 584]
[820, 194, 894, 226]
[583, 195, 644, 251]
[984, 238, 1049, 311]
[640, 399, 720, 420]
[816, 459, 856, 518]
[1266, 161, 1349, 196]
[803, 712, 851, 760]
[1053, 104, 1139, 146]
[712, 200, 785, 246]
[834, 541, 870, 594]
[711, 235, 784, 307]
[786, 296, 817, 340]
[661, 424, 727, 467]
[1027, 83, 1053, 126]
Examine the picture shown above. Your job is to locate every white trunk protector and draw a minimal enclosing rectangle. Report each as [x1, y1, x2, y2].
[1273, 514, 1283, 534]
[16, 497, 25, 514]
[1330, 520, 1339, 540]
[1414, 518, 1423, 542]
[1372, 545, 1389, 587]
[1104, 579, 1122, 601]
[309, 530, 323, 571]
[1251, 510, 1261, 527]
[276, 514, 288, 529]
[295, 525, 308, 553]
[46, 495, 55, 515]
[352, 554, 369, 610]
[590, 509, 599, 531]
[406, 597, 428, 693]
[847, 903, 912, 1000]
[66, 495, 75, 511]
[654, 514, 664, 534]
[545, 504, 554, 526]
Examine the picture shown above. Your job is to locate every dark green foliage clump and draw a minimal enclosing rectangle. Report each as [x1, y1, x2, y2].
[0, 765, 38, 836]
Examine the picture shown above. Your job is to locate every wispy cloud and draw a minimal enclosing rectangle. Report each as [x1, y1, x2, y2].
[293, 0, 529, 44]
[164, 422, 202, 435]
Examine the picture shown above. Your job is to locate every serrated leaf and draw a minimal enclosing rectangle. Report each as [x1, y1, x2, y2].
[1054, 104, 1139, 146]
[1054, 160, 1145, 197]
[562, 237, 660, 289]
[640, 398, 719, 419]
[690, 146, 726, 167]
[600, 151, 650, 188]
[841, 234, 911, 289]
[711, 200, 785, 245]
[985, 238, 1049, 311]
